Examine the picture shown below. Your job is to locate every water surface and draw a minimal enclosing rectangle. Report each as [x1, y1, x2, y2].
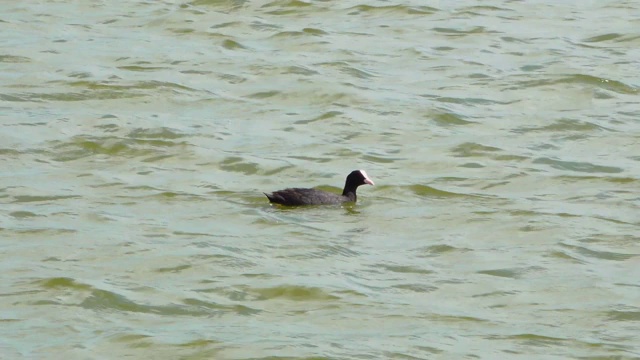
[1, 1, 640, 359]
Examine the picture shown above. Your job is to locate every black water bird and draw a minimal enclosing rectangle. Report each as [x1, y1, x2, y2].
[265, 170, 374, 206]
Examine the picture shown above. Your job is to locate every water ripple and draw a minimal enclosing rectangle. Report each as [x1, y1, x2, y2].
[533, 157, 623, 174]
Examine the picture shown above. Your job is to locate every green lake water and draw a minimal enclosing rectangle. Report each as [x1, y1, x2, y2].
[1, 1, 639, 359]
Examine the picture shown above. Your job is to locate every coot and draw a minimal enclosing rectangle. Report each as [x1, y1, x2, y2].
[265, 170, 374, 206]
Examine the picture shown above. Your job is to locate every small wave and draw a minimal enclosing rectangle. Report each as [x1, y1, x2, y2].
[346, 4, 438, 16]
[248, 285, 340, 301]
[533, 157, 623, 174]
[477, 266, 545, 279]
[34, 277, 260, 317]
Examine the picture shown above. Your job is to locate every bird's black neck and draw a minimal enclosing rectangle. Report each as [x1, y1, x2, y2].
[342, 185, 358, 202]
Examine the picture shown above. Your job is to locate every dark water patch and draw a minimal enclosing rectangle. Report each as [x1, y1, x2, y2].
[433, 46, 455, 51]
[533, 157, 623, 174]
[469, 72, 491, 78]
[220, 156, 260, 175]
[313, 60, 376, 79]
[302, 27, 326, 35]
[594, 91, 616, 100]
[51, 136, 154, 161]
[427, 95, 512, 106]
[606, 34, 640, 44]
[110, 333, 152, 344]
[188, 0, 249, 10]
[270, 30, 308, 38]
[581, 235, 639, 246]
[128, 127, 185, 140]
[428, 313, 490, 323]
[178, 338, 221, 348]
[286, 155, 331, 163]
[414, 346, 445, 355]
[545, 250, 586, 264]
[123, 185, 160, 192]
[221, 39, 247, 50]
[521, 64, 544, 71]
[142, 154, 176, 162]
[0, 93, 30, 102]
[592, 215, 637, 226]
[460, 5, 511, 12]
[362, 153, 402, 164]
[261, 0, 314, 13]
[250, 285, 339, 301]
[263, 165, 295, 175]
[514, 74, 638, 95]
[555, 175, 638, 184]
[582, 33, 623, 43]
[451, 142, 502, 157]
[9, 211, 40, 218]
[147, 191, 203, 202]
[340, 65, 377, 79]
[211, 21, 242, 29]
[240, 273, 277, 279]
[183, 298, 261, 316]
[477, 266, 544, 279]
[169, 27, 195, 35]
[95, 123, 120, 132]
[246, 90, 280, 99]
[431, 111, 474, 126]
[314, 60, 351, 68]
[155, 264, 192, 273]
[460, 162, 484, 168]
[36, 279, 246, 317]
[12, 195, 80, 203]
[335, 289, 367, 299]
[283, 65, 319, 76]
[607, 310, 640, 321]
[9, 228, 77, 235]
[433, 26, 488, 35]
[494, 154, 528, 161]
[181, 69, 213, 75]
[379, 265, 434, 275]
[118, 65, 168, 72]
[217, 72, 246, 83]
[416, 244, 465, 257]
[53, 131, 186, 161]
[508, 210, 581, 218]
[248, 21, 281, 31]
[200, 252, 257, 269]
[347, 4, 438, 16]
[80, 290, 216, 316]
[7, 80, 199, 102]
[73, 79, 195, 93]
[472, 290, 518, 298]
[37, 277, 92, 291]
[242, 357, 332, 360]
[393, 283, 438, 293]
[407, 184, 470, 198]
[495, 333, 571, 347]
[560, 243, 637, 262]
[0, 55, 31, 63]
[295, 111, 342, 124]
[31, 300, 60, 306]
[304, 244, 361, 259]
[2, 90, 144, 102]
[513, 118, 609, 134]
[480, 181, 509, 190]
[407, 6, 439, 15]
[432, 176, 468, 183]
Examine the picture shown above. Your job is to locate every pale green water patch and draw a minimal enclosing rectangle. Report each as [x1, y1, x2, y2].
[2, 1, 640, 358]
